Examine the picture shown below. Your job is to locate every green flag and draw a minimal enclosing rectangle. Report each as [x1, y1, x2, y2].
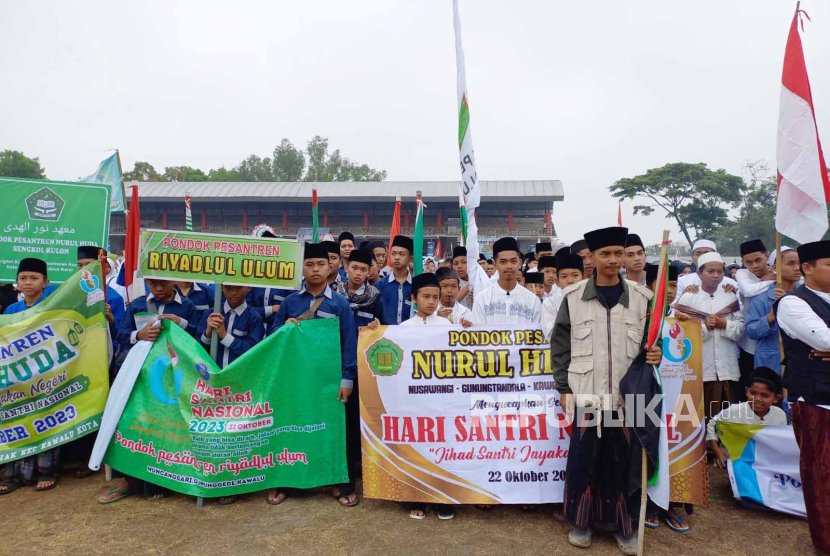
[102, 319, 348, 497]
[414, 195, 425, 276]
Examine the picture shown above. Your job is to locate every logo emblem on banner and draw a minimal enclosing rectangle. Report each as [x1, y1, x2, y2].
[663, 322, 693, 363]
[365, 338, 404, 376]
[25, 187, 66, 221]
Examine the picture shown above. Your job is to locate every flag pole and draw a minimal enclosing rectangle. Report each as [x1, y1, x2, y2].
[776, 232, 782, 288]
[115, 149, 127, 212]
[637, 229, 671, 556]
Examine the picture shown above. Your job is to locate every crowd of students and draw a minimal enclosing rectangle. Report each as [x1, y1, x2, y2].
[2, 227, 829, 556]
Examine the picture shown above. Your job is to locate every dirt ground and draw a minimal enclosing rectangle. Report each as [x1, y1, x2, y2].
[0, 469, 811, 556]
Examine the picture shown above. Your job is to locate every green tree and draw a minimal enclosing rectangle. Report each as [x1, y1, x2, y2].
[0, 150, 46, 179]
[123, 161, 160, 182]
[716, 160, 830, 250]
[236, 155, 273, 182]
[609, 162, 744, 245]
[303, 135, 386, 182]
[208, 166, 243, 181]
[272, 139, 305, 181]
[161, 166, 208, 182]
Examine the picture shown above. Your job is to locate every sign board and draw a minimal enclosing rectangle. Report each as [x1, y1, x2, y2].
[0, 178, 111, 284]
[138, 229, 302, 289]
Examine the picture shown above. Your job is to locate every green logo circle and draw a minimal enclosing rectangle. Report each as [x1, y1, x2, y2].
[366, 338, 404, 377]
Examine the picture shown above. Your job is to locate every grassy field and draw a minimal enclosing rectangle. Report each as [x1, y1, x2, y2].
[0, 468, 810, 556]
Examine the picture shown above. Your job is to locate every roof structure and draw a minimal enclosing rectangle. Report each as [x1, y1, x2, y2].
[126, 180, 564, 203]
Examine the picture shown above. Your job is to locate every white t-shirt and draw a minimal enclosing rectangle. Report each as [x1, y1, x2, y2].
[706, 402, 787, 441]
[472, 281, 542, 325]
[400, 313, 453, 326]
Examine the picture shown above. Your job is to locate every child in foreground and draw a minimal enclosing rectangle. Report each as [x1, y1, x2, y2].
[1, 258, 59, 494]
[401, 273, 458, 519]
[707, 367, 788, 469]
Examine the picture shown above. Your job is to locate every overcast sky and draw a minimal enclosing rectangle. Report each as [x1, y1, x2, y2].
[2, 0, 828, 244]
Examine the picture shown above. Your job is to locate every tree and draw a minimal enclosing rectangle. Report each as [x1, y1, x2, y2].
[208, 166, 243, 181]
[272, 139, 305, 181]
[609, 162, 744, 245]
[303, 135, 387, 182]
[161, 166, 208, 182]
[123, 161, 160, 182]
[0, 150, 46, 179]
[236, 155, 273, 182]
[716, 160, 830, 250]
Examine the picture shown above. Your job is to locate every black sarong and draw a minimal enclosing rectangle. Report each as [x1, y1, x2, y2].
[563, 410, 640, 536]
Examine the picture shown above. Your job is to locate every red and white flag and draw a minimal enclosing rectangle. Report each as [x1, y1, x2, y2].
[117, 185, 145, 302]
[617, 202, 623, 226]
[776, 6, 829, 243]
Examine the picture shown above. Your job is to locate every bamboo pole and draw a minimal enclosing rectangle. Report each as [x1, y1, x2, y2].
[637, 229, 671, 556]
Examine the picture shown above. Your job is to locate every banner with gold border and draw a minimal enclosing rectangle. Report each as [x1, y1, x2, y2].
[358, 324, 569, 504]
[660, 317, 708, 506]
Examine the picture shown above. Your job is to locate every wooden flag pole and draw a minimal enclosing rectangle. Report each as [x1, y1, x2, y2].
[637, 229, 671, 556]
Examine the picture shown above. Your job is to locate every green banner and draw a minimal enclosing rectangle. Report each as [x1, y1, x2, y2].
[138, 229, 303, 288]
[103, 319, 347, 497]
[0, 262, 110, 461]
[0, 178, 111, 284]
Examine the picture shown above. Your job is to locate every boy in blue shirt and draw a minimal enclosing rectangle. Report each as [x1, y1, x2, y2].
[1, 258, 61, 494]
[338, 231, 355, 281]
[101, 278, 198, 504]
[198, 284, 264, 368]
[265, 242, 358, 508]
[375, 235, 414, 325]
[336, 248, 383, 329]
[198, 283, 263, 505]
[4, 258, 54, 315]
[247, 286, 295, 329]
[116, 278, 198, 349]
[176, 281, 214, 325]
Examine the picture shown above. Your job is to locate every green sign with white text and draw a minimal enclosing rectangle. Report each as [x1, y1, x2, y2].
[0, 178, 111, 284]
[103, 319, 347, 497]
[138, 229, 303, 288]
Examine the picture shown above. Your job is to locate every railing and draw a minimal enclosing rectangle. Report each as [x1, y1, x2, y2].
[109, 224, 556, 238]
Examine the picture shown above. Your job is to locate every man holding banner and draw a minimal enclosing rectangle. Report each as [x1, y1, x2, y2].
[551, 227, 662, 555]
[266, 242, 358, 507]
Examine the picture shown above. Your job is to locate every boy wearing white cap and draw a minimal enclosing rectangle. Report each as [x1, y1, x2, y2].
[674, 252, 745, 420]
[675, 239, 738, 300]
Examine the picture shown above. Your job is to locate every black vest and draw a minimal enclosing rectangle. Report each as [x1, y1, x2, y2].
[775, 285, 830, 404]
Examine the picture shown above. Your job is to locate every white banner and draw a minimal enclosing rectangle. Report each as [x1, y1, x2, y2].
[722, 422, 806, 518]
[358, 324, 568, 504]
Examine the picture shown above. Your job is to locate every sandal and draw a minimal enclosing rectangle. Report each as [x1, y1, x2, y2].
[409, 503, 427, 520]
[266, 489, 289, 505]
[475, 504, 494, 512]
[437, 504, 455, 520]
[664, 512, 690, 533]
[146, 492, 167, 501]
[218, 496, 237, 505]
[0, 481, 21, 495]
[335, 492, 359, 507]
[99, 487, 132, 504]
[74, 467, 96, 479]
[645, 513, 660, 530]
[34, 477, 58, 491]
